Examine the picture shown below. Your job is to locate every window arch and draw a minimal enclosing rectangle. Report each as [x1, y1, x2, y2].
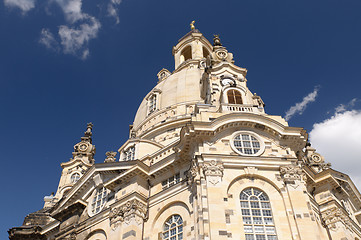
[227, 89, 243, 104]
[148, 94, 157, 114]
[240, 188, 278, 240]
[162, 214, 183, 240]
[123, 146, 135, 161]
[71, 172, 80, 183]
[203, 47, 210, 58]
[91, 187, 107, 215]
[180, 46, 192, 63]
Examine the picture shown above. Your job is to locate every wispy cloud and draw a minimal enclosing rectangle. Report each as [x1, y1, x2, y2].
[107, 0, 122, 24]
[309, 105, 361, 189]
[284, 86, 319, 121]
[334, 98, 358, 114]
[8, 0, 123, 59]
[37, 0, 103, 59]
[58, 17, 101, 59]
[39, 28, 59, 50]
[4, 0, 35, 13]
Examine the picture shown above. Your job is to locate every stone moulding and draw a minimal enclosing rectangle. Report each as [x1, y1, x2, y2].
[109, 199, 147, 230]
[321, 207, 353, 231]
[280, 165, 306, 182]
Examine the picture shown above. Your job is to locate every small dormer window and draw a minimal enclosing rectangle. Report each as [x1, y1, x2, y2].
[227, 89, 242, 104]
[123, 146, 135, 161]
[148, 94, 157, 114]
[71, 172, 80, 183]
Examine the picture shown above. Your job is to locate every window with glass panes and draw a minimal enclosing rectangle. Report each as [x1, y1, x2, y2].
[162, 173, 180, 189]
[91, 187, 107, 214]
[227, 89, 242, 104]
[149, 94, 157, 114]
[123, 146, 135, 161]
[71, 172, 80, 183]
[233, 133, 261, 155]
[163, 215, 183, 240]
[240, 188, 278, 240]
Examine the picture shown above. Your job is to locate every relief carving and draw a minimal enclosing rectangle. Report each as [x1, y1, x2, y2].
[202, 160, 224, 185]
[187, 158, 199, 185]
[104, 151, 117, 163]
[280, 165, 306, 182]
[321, 207, 352, 231]
[109, 199, 147, 230]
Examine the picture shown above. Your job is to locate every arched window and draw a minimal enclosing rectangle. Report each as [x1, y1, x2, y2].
[203, 47, 209, 58]
[71, 172, 80, 183]
[227, 89, 242, 104]
[91, 187, 107, 215]
[180, 46, 192, 63]
[163, 214, 183, 240]
[240, 188, 278, 240]
[123, 146, 135, 161]
[148, 94, 157, 114]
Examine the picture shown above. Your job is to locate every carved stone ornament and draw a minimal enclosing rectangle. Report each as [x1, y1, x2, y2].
[321, 207, 352, 231]
[280, 165, 306, 182]
[109, 199, 147, 230]
[202, 160, 224, 185]
[244, 167, 258, 176]
[216, 49, 228, 60]
[187, 159, 199, 185]
[304, 145, 331, 172]
[104, 151, 117, 163]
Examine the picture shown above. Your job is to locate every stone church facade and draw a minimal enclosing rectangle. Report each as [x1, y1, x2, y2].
[9, 28, 361, 240]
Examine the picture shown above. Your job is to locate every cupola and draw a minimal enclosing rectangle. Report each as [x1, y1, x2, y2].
[172, 22, 213, 70]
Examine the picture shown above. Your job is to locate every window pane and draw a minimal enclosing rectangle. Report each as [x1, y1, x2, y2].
[240, 188, 277, 240]
[246, 235, 255, 240]
[261, 202, 270, 209]
[252, 209, 261, 216]
[241, 201, 249, 208]
[253, 217, 263, 225]
[254, 226, 264, 233]
[262, 210, 272, 216]
[244, 226, 253, 233]
[243, 217, 252, 224]
[242, 209, 251, 215]
[251, 201, 260, 208]
[256, 235, 266, 240]
[264, 218, 274, 225]
[163, 215, 183, 240]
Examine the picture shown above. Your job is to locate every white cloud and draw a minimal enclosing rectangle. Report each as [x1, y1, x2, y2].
[284, 86, 319, 121]
[53, 0, 84, 23]
[107, 0, 122, 24]
[335, 98, 357, 114]
[4, 0, 35, 13]
[309, 109, 361, 189]
[39, 28, 59, 50]
[58, 16, 101, 59]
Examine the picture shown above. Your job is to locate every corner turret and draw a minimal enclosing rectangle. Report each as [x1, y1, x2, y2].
[43, 123, 96, 207]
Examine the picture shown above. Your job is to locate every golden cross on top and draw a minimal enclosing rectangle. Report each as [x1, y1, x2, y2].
[190, 21, 195, 30]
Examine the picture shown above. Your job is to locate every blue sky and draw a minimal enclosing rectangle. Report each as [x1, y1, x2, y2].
[1, 0, 361, 238]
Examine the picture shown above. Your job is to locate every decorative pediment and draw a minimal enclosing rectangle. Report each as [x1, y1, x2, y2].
[157, 68, 171, 82]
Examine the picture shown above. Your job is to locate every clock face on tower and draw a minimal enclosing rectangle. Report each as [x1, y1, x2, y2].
[79, 143, 88, 152]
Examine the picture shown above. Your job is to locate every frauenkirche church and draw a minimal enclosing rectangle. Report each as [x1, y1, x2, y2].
[9, 25, 361, 240]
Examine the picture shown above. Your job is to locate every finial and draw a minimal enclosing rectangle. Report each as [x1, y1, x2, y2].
[213, 34, 222, 46]
[104, 151, 117, 163]
[84, 122, 93, 137]
[190, 20, 195, 30]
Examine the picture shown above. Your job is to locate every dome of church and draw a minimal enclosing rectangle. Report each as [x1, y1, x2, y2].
[133, 67, 203, 130]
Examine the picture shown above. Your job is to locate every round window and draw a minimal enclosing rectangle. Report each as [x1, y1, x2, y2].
[231, 131, 264, 156]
